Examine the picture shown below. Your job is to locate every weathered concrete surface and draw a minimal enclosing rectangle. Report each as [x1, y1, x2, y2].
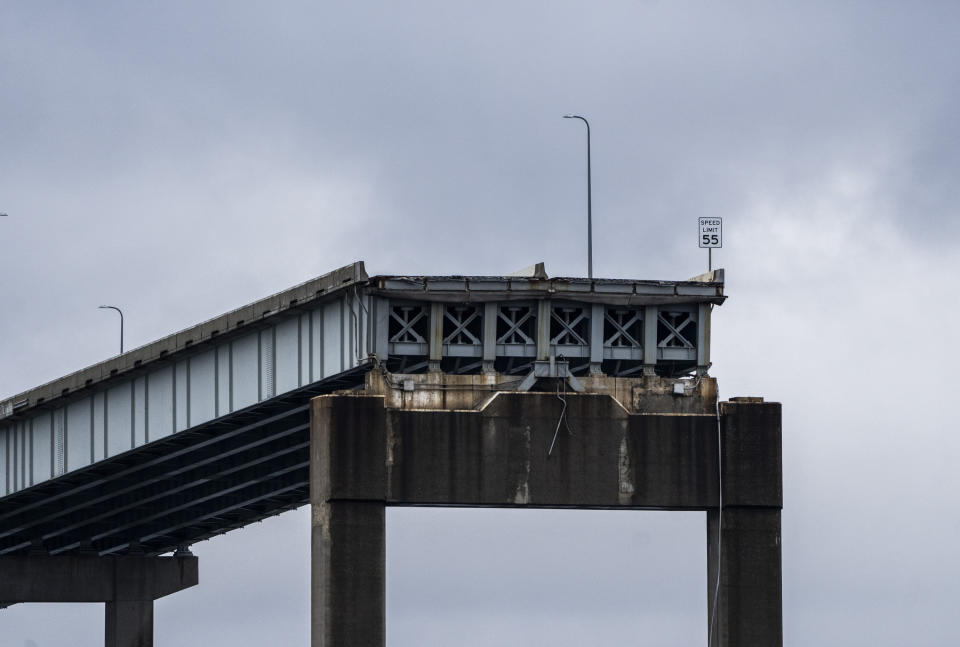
[718, 399, 783, 507]
[365, 370, 719, 415]
[384, 393, 721, 508]
[105, 600, 154, 647]
[311, 395, 387, 647]
[311, 501, 384, 647]
[708, 508, 782, 647]
[0, 555, 198, 602]
[706, 399, 783, 646]
[310, 392, 781, 647]
[0, 555, 197, 647]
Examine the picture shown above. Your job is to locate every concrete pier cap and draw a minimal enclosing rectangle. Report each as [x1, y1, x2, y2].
[310, 365, 781, 647]
[0, 554, 198, 647]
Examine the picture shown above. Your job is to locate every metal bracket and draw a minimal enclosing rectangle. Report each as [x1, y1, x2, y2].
[517, 358, 585, 393]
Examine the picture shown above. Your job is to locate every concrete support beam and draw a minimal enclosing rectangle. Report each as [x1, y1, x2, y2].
[0, 555, 197, 647]
[309, 392, 781, 647]
[0, 555, 198, 603]
[383, 396, 723, 508]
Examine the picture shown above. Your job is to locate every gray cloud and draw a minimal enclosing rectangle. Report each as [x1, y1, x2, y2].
[2, 2, 959, 645]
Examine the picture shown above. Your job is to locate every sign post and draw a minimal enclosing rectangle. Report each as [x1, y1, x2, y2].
[698, 217, 722, 271]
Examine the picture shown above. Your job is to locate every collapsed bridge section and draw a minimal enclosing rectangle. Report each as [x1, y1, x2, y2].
[0, 261, 752, 646]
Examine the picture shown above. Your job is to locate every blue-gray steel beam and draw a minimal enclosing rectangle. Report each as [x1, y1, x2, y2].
[643, 305, 658, 375]
[0, 404, 309, 528]
[428, 302, 443, 371]
[698, 303, 711, 375]
[36, 440, 309, 547]
[590, 303, 604, 375]
[536, 299, 551, 361]
[482, 303, 497, 373]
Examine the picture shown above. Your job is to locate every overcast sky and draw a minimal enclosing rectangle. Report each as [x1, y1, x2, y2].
[2, 1, 959, 645]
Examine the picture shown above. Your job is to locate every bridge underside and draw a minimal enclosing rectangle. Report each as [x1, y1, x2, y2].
[0, 367, 366, 558]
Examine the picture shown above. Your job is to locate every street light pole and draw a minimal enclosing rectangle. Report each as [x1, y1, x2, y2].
[564, 114, 592, 279]
[99, 305, 124, 354]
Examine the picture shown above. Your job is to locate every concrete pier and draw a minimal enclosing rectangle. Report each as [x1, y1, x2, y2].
[106, 601, 154, 647]
[311, 501, 385, 646]
[310, 388, 781, 646]
[707, 398, 783, 646]
[0, 555, 198, 647]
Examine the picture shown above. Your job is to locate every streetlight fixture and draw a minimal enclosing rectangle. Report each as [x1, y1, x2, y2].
[563, 114, 592, 279]
[99, 305, 124, 354]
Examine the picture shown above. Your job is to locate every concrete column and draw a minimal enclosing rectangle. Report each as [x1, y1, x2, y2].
[707, 398, 783, 647]
[312, 501, 385, 647]
[105, 600, 154, 647]
[311, 395, 387, 647]
[707, 508, 782, 647]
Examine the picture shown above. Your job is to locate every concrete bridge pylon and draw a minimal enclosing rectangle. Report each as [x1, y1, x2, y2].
[311, 370, 782, 646]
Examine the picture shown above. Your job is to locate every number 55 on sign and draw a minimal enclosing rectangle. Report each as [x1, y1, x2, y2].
[698, 218, 722, 248]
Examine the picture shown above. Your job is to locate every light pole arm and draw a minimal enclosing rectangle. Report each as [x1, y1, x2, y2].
[564, 115, 593, 279]
[99, 305, 124, 354]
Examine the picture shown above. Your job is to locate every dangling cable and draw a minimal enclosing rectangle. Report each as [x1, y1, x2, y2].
[559, 357, 575, 438]
[708, 393, 723, 646]
[548, 378, 567, 457]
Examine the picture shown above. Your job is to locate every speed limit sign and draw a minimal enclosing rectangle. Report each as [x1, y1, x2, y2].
[698, 217, 722, 248]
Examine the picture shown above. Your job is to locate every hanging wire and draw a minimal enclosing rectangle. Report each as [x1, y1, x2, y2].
[707, 393, 723, 646]
[547, 380, 570, 458]
[562, 380, 574, 438]
[548, 377, 572, 457]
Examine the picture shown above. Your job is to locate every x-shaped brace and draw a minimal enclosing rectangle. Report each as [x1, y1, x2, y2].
[497, 308, 534, 345]
[443, 308, 481, 345]
[657, 312, 695, 348]
[550, 309, 588, 345]
[389, 307, 427, 343]
[604, 310, 642, 348]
